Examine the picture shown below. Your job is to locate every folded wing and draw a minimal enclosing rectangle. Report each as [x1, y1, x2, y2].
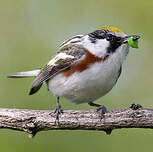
[29, 43, 86, 95]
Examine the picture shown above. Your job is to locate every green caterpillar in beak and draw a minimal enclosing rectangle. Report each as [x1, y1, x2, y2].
[127, 35, 140, 48]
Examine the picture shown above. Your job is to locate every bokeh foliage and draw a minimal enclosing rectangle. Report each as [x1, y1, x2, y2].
[0, 0, 153, 152]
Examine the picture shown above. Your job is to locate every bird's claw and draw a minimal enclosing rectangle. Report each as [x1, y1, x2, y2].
[54, 103, 63, 124]
[96, 105, 107, 119]
[130, 103, 142, 110]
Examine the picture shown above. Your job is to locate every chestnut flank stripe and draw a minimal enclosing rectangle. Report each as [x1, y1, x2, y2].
[62, 51, 108, 77]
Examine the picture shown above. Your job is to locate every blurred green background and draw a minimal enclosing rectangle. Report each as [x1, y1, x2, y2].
[0, 0, 153, 152]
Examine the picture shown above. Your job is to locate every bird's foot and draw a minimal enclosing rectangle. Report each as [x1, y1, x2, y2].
[130, 103, 143, 110]
[88, 102, 107, 119]
[96, 105, 107, 119]
[54, 103, 63, 124]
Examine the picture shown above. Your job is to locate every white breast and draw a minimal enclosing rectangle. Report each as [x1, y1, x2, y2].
[48, 44, 129, 104]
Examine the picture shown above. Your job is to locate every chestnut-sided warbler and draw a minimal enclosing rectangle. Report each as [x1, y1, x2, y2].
[8, 26, 140, 121]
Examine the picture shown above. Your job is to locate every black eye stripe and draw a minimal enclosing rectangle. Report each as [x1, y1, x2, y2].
[89, 30, 122, 41]
[107, 37, 123, 53]
[89, 30, 106, 39]
[88, 30, 123, 49]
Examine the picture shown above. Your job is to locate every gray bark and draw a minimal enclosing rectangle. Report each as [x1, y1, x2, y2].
[0, 107, 153, 138]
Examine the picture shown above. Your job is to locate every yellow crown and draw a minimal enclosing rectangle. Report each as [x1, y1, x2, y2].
[99, 26, 122, 33]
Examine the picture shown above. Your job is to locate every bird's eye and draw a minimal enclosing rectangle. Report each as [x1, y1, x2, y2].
[116, 37, 121, 42]
[106, 34, 113, 41]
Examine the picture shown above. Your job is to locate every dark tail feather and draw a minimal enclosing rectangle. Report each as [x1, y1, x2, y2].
[29, 83, 43, 95]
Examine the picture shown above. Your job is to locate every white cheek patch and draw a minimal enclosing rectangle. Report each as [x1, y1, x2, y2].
[47, 53, 74, 66]
[82, 36, 109, 58]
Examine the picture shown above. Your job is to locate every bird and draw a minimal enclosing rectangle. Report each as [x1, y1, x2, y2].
[7, 26, 140, 121]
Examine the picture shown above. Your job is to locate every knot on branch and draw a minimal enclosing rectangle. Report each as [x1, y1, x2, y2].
[23, 117, 38, 138]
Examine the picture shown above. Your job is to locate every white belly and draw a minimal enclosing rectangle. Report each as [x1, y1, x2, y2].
[48, 56, 121, 104]
[48, 42, 129, 104]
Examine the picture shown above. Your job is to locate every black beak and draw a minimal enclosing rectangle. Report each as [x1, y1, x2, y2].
[130, 35, 140, 41]
[123, 35, 140, 43]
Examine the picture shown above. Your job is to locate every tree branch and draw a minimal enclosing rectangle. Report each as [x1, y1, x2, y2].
[0, 107, 153, 138]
